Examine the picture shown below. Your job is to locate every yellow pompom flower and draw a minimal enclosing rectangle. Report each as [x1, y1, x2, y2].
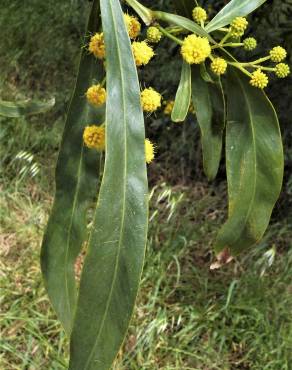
[250, 69, 269, 89]
[145, 139, 155, 164]
[124, 14, 141, 39]
[211, 58, 227, 75]
[147, 26, 162, 43]
[83, 125, 105, 150]
[181, 35, 211, 65]
[89, 33, 105, 59]
[163, 100, 174, 115]
[192, 7, 207, 24]
[275, 63, 290, 78]
[141, 88, 162, 113]
[230, 17, 248, 37]
[132, 41, 154, 67]
[86, 84, 106, 107]
[270, 46, 287, 63]
[243, 37, 257, 51]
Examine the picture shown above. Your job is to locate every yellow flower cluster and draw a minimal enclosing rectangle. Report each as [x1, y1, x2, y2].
[147, 26, 162, 43]
[181, 35, 211, 65]
[250, 69, 269, 89]
[192, 7, 207, 24]
[230, 17, 248, 37]
[83, 126, 155, 164]
[83, 125, 105, 150]
[243, 37, 257, 51]
[89, 33, 105, 59]
[132, 41, 154, 66]
[145, 139, 155, 164]
[275, 63, 290, 78]
[211, 58, 227, 75]
[141, 88, 161, 112]
[163, 100, 174, 115]
[124, 14, 141, 39]
[86, 84, 106, 107]
[270, 46, 287, 63]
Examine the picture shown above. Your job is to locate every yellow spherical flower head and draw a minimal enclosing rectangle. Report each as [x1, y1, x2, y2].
[192, 7, 207, 24]
[83, 125, 105, 151]
[250, 69, 269, 89]
[211, 58, 227, 75]
[270, 46, 287, 63]
[86, 84, 106, 107]
[141, 88, 162, 113]
[243, 37, 257, 51]
[275, 63, 290, 78]
[132, 41, 154, 67]
[164, 100, 174, 115]
[181, 35, 211, 65]
[147, 26, 162, 44]
[124, 14, 141, 39]
[89, 33, 105, 59]
[230, 17, 248, 37]
[145, 139, 155, 164]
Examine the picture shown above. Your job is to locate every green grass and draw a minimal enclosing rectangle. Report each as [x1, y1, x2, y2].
[1, 175, 292, 369]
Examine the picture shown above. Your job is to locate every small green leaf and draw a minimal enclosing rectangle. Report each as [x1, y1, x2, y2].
[191, 65, 225, 181]
[69, 0, 148, 368]
[0, 98, 55, 117]
[206, 0, 267, 33]
[215, 69, 284, 255]
[172, 62, 191, 122]
[200, 63, 215, 83]
[41, 0, 104, 334]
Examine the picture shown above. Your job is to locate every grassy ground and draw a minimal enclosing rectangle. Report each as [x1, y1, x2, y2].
[1, 158, 292, 369]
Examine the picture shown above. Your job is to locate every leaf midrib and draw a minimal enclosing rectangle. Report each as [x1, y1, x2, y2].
[84, 1, 128, 367]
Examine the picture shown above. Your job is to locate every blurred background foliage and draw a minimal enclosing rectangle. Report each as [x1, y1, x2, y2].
[1, 1, 292, 369]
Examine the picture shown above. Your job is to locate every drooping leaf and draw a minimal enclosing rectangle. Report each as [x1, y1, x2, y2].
[191, 65, 225, 181]
[215, 69, 284, 255]
[69, 0, 148, 368]
[41, 0, 104, 334]
[172, 62, 191, 122]
[206, 0, 268, 33]
[0, 98, 55, 117]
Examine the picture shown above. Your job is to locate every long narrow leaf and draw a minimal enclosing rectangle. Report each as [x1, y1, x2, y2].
[69, 0, 148, 368]
[191, 65, 225, 180]
[154, 11, 212, 39]
[172, 62, 191, 122]
[206, 0, 267, 33]
[215, 69, 284, 255]
[0, 98, 55, 117]
[41, 0, 104, 334]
